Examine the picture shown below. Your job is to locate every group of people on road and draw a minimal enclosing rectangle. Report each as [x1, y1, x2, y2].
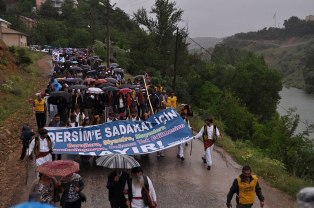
[18, 48, 268, 208]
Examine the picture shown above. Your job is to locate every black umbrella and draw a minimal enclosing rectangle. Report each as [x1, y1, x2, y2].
[69, 85, 88, 90]
[49, 91, 71, 104]
[120, 84, 135, 89]
[65, 78, 83, 85]
[105, 78, 118, 84]
[98, 82, 115, 88]
[110, 63, 119, 68]
[113, 68, 124, 73]
[81, 65, 90, 70]
[95, 58, 103, 62]
[86, 70, 97, 75]
[102, 86, 119, 92]
[98, 65, 106, 69]
[69, 66, 83, 72]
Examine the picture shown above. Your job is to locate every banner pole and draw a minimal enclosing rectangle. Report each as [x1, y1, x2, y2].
[143, 75, 154, 115]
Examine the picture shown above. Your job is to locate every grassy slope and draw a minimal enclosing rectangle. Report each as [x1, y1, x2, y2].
[0, 48, 45, 124]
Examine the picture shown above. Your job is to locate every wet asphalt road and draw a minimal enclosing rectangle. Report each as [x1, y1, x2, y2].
[13, 139, 294, 208]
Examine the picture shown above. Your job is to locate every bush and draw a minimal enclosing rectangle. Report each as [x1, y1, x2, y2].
[9, 46, 32, 66]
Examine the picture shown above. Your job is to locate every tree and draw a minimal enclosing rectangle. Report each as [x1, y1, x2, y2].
[39, 0, 58, 18]
[0, 0, 6, 13]
[133, 0, 184, 75]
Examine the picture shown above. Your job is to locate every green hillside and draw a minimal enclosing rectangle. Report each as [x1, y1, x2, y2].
[223, 16, 314, 92]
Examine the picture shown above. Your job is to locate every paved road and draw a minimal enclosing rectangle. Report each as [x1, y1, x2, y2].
[13, 138, 294, 208]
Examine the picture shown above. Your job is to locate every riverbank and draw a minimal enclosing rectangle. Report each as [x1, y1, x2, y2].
[278, 86, 314, 138]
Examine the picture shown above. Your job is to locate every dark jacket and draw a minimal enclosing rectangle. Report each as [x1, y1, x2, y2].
[20, 125, 35, 147]
[227, 174, 264, 205]
[107, 170, 130, 202]
[127, 176, 150, 206]
[48, 120, 66, 127]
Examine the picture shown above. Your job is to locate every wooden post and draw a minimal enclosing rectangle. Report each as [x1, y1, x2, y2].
[143, 75, 154, 115]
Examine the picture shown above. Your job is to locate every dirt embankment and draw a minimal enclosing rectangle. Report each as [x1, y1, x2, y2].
[0, 53, 52, 208]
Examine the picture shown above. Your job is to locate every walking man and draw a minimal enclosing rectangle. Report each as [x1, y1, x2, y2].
[19, 124, 35, 161]
[177, 112, 192, 161]
[194, 116, 221, 170]
[28, 128, 53, 167]
[107, 169, 130, 208]
[125, 167, 157, 208]
[226, 165, 265, 208]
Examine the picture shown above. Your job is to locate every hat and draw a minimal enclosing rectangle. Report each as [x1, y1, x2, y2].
[131, 166, 143, 174]
[38, 128, 48, 136]
[205, 117, 213, 123]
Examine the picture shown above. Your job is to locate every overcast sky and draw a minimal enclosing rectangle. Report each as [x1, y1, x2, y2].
[112, 0, 314, 38]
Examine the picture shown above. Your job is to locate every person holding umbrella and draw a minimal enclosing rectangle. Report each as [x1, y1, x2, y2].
[36, 160, 83, 208]
[30, 173, 59, 205]
[19, 124, 35, 161]
[107, 169, 130, 208]
[60, 172, 85, 208]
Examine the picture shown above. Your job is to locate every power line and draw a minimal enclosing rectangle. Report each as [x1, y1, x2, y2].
[187, 36, 212, 56]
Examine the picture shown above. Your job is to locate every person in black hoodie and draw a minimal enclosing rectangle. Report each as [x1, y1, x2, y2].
[106, 169, 130, 208]
[19, 124, 35, 160]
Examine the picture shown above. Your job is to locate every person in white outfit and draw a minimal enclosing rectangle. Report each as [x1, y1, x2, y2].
[194, 117, 221, 170]
[28, 128, 54, 167]
[177, 112, 192, 161]
[125, 167, 157, 208]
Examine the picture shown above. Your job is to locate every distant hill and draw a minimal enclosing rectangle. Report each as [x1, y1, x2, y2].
[186, 37, 222, 51]
[222, 16, 314, 91]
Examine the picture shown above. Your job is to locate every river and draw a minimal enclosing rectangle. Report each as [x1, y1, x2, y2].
[278, 87, 314, 138]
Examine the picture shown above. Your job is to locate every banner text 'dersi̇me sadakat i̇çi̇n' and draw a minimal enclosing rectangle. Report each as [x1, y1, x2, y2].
[46, 108, 193, 156]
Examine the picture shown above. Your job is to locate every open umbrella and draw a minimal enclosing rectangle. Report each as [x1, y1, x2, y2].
[86, 70, 98, 78]
[69, 84, 88, 90]
[95, 58, 103, 62]
[94, 79, 107, 85]
[102, 86, 119, 92]
[98, 83, 115, 88]
[83, 78, 96, 84]
[96, 154, 140, 169]
[87, 87, 103, 94]
[98, 65, 106, 69]
[69, 66, 83, 72]
[81, 65, 90, 70]
[110, 63, 119, 68]
[105, 77, 118, 84]
[49, 91, 71, 104]
[113, 68, 124, 73]
[65, 78, 83, 85]
[119, 88, 132, 94]
[36, 160, 80, 177]
[13, 202, 55, 208]
[120, 84, 135, 89]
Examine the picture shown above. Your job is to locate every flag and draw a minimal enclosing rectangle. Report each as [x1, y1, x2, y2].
[273, 12, 276, 19]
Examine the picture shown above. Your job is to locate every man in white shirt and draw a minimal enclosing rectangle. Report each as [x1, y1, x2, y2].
[28, 128, 54, 167]
[194, 117, 221, 170]
[125, 167, 157, 208]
